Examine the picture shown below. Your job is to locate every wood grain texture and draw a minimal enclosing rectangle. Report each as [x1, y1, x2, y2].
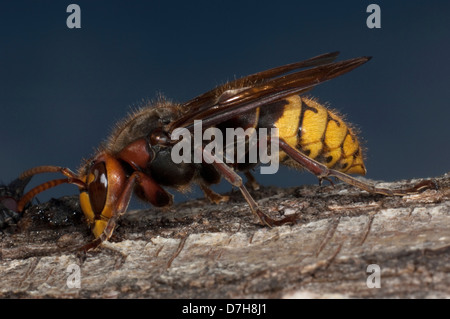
[1, 173, 449, 298]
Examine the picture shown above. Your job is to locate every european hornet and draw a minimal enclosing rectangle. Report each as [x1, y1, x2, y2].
[0, 52, 436, 251]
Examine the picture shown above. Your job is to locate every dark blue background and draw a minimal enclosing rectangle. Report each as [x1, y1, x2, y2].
[1, 1, 449, 204]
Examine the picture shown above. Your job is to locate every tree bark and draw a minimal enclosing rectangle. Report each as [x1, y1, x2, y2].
[1, 173, 449, 298]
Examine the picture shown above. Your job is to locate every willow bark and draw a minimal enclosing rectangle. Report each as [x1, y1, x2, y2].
[1, 174, 449, 298]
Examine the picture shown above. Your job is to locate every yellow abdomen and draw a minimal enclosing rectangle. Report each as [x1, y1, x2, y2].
[273, 95, 366, 175]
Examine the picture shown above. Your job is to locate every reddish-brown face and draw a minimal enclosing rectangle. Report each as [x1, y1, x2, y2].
[79, 153, 127, 238]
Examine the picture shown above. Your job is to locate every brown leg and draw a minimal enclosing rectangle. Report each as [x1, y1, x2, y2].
[277, 139, 437, 196]
[202, 151, 296, 227]
[244, 171, 260, 191]
[134, 172, 173, 207]
[199, 183, 229, 204]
